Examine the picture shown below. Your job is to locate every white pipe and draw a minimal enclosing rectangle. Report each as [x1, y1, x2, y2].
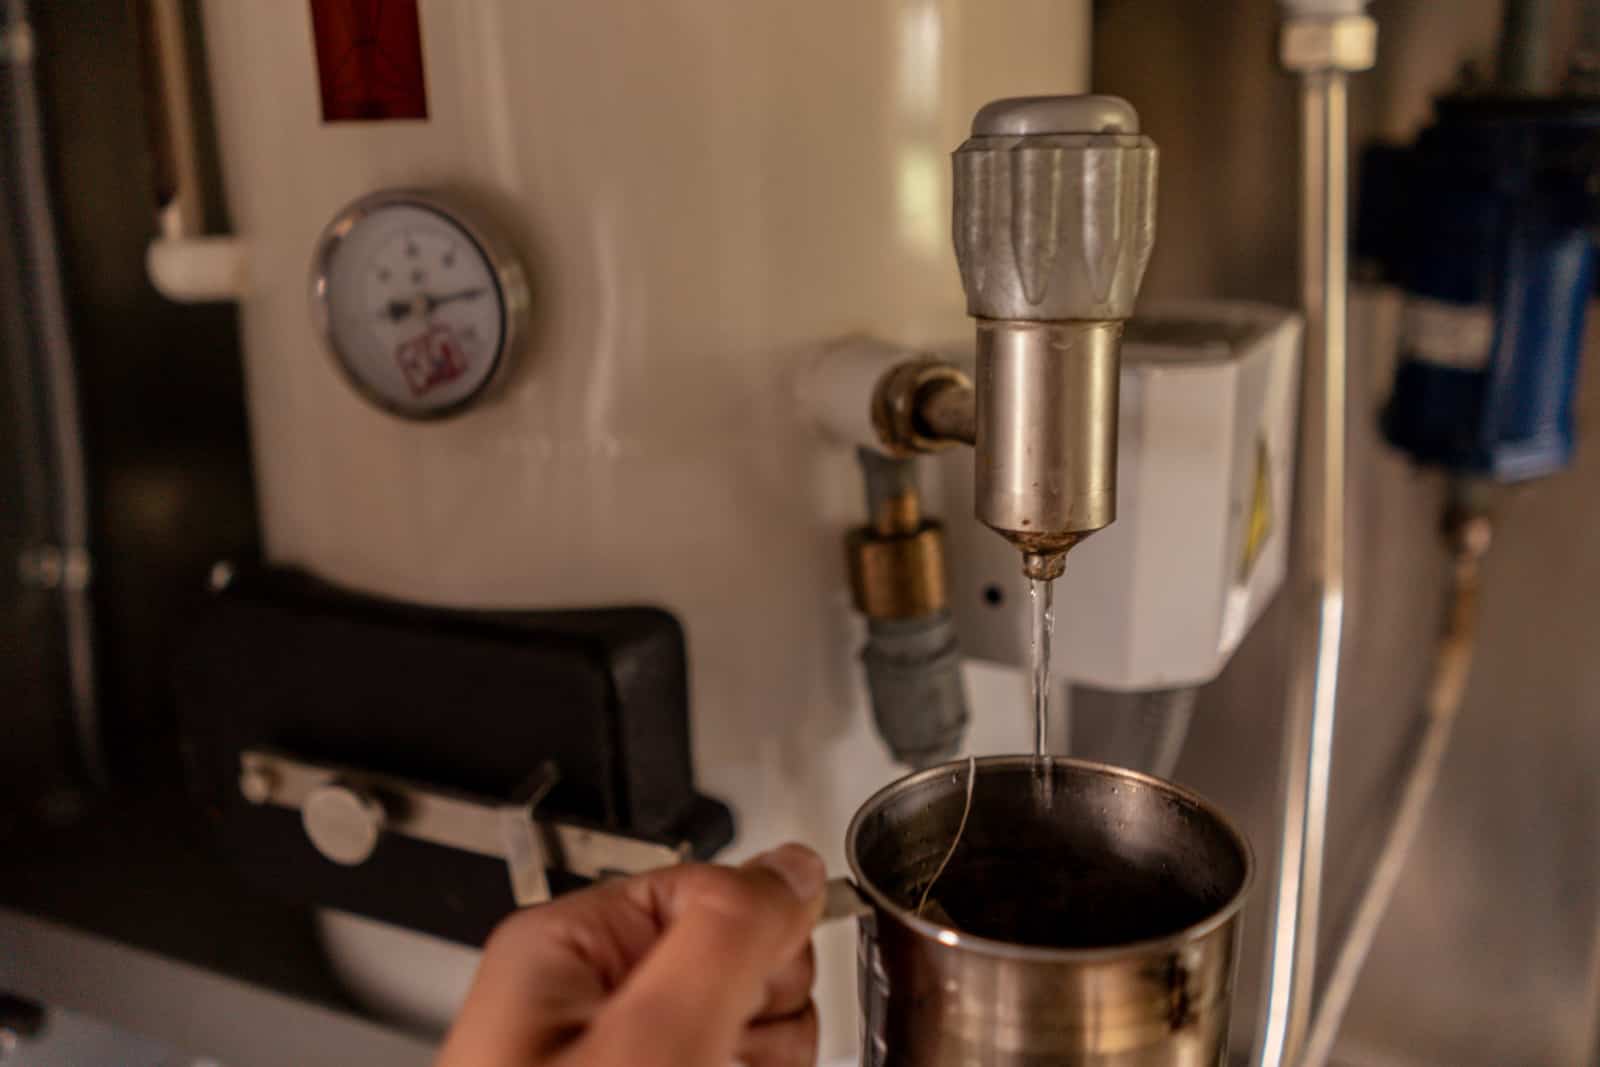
[793, 336, 922, 452]
[147, 235, 248, 303]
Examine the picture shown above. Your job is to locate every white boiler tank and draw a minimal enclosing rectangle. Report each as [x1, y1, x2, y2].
[194, 2, 1092, 1060]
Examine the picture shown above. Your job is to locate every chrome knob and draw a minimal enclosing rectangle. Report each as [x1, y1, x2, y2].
[952, 94, 1157, 322]
[301, 782, 386, 866]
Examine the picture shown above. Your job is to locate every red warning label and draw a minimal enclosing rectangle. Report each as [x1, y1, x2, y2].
[310, 0, 428, 122]
[395, 325, 469, 397]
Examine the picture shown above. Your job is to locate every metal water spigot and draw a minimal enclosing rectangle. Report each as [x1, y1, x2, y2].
[868, 96, 1157, 579]
[805, 96, 1155, 766]
[953, 95, 1158, 579]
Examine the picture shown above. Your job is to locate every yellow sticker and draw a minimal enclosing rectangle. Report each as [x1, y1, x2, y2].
[1240, 436, 1273, 582]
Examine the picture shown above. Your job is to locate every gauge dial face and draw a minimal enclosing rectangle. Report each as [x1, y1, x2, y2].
[313, 194, 522, 418]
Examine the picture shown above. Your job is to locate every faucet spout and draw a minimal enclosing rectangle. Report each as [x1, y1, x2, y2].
[951, 95, 1157, 575]
[1022, 549, 1072, 582]
[973, 319, 1120, 565]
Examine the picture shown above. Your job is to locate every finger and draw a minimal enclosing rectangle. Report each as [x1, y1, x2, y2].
[583, 844, 826, 1066]
[439, 875, 676, 1066]
[438, 908, 612, 1066]
[735, 1003, 820, 1067]
[756, 940, 815, 1022]
[485, 873, 670, 990]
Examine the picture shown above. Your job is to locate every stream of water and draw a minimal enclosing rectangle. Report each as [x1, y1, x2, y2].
[1029, 576, 1056, 802]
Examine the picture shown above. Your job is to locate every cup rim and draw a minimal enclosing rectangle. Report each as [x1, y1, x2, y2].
[843, 754, 1256, 962]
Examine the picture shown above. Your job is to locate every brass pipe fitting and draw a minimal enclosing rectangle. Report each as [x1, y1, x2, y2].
[870, 360, 974, 457]
[847, 527, 946, 620]
[847, 480, 947, 620]
[914, 375, 977, 447]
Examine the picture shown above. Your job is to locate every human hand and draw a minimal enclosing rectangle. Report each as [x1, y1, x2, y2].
[435, 843, 827, 1067]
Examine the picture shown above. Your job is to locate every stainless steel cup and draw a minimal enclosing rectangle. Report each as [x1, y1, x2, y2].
[839, 756, 1252, 1066]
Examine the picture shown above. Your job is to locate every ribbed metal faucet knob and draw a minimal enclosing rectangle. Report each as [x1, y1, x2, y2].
[952, 94, 1158, 323]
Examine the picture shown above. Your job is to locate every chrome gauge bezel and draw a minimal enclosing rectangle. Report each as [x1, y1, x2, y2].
[308, 188, 529, 420]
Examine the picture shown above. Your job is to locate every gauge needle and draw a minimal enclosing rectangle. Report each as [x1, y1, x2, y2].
[424, 287, 487, 312]
[379, 288, 488, 322]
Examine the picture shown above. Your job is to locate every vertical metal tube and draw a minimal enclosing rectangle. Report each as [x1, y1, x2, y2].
[2, 0, 106, 787]
[137, 0, 205, 239]
[1295, 66, 1349, 1054]
[1255, 67, 1349, 1067]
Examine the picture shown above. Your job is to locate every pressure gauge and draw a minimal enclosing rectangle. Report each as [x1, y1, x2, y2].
[310, 190, 528, 419]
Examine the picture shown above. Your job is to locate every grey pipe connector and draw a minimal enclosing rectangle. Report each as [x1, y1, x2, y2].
[861, 612, 968, 769]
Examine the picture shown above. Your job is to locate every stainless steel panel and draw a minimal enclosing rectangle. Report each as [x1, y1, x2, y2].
[1095, 1, 1600, 1063]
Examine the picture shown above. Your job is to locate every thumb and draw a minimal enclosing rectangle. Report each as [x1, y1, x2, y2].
[578, 844, 826, 1066]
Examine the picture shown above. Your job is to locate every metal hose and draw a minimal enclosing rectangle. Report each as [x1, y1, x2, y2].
[852, 448, 969, 768]
[1300, 503, 1492, 1067]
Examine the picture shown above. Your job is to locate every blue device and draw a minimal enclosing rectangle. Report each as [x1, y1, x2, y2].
[1359, 97, 1600, 481]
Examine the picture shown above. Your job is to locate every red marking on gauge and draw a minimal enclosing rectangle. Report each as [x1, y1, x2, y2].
[395, 326, 468, 396]
[309, 0, 428, 121]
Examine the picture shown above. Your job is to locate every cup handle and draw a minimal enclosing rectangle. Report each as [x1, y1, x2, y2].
[819, 877, 871, 924]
